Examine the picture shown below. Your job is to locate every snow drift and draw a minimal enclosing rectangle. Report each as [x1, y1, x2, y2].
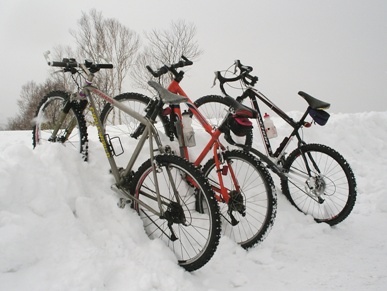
[1, 111, 386, 290]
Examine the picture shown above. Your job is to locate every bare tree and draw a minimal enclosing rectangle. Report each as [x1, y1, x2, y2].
[7, 13, 202, 131]
[70, 9, 140, 98]
[7, 80, 66, 130]
[131, 20, 203, 92]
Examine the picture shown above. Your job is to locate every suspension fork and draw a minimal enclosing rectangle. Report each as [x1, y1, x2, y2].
[295, 131, 321, 177]
[49, 99, 74, 141]
[51, 98, 88, 142]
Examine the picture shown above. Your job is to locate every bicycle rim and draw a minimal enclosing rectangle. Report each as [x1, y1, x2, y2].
[281, 143, 357, 225]
[202, 150, 276, 249]
[100, 92, 167, 166]
[130, 155, 221, 271]
[194, 95, 253, 148]
[32, 91, 88, 160]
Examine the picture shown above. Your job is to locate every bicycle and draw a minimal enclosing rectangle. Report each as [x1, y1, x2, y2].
[194, 60, 357, 226]
[100, 56, 277, 249]
[32, 52, 221, 272]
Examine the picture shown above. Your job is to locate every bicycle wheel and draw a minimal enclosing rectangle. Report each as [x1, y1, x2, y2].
[100, 92, 169, 166]
[100, 92, 168, 137]
[281, 143, 357, 226]
[130, 154, 221, 272]
[194, 95, 231, 127]
[32, 90, 88, 160]
[194, 95, 253, 147]
[202, 150, 276, 249]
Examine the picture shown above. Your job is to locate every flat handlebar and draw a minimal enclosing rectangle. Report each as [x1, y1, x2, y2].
[47, 57, 113, 73]
[146, 55, 193, 79]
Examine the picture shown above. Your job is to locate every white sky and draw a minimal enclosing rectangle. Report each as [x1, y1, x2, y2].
[1, 0, 386, 127]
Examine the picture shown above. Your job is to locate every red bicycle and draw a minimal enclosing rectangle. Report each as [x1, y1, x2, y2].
[100, 56, 277, 249]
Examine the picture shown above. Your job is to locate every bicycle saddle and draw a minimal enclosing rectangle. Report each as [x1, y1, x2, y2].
[148, 81, 187, 104]
[225, 96, 258, 118]
[298, 91, 330, 110]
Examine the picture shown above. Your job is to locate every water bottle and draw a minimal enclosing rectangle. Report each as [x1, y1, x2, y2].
[263, 113, 278, 139]
[182, 111, 196, 147]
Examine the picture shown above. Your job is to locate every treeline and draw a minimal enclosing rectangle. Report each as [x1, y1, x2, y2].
[6, 9, 201, 130]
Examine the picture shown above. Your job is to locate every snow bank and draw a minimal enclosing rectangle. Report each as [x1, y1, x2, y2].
[0, 112, 386, 290]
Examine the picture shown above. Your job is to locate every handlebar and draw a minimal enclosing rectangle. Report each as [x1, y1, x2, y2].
[214, 60, 259, 95]
[46, 55, 113, 73]
[146, 55, 193, 79]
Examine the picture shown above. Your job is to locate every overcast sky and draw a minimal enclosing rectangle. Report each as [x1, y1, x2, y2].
[1, 0, 386, 127]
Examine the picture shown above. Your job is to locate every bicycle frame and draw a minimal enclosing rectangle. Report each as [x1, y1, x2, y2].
[167, 79, 239, 203]
[52, 66, 184, 218]
[89, 85, 174, 215]
[240, 87, 321, 182]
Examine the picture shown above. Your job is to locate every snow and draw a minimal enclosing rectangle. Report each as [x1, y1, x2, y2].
[1, 111, 387, 291]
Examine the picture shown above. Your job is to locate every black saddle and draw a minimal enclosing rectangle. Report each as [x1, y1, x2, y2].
[298, 91, 330, 110]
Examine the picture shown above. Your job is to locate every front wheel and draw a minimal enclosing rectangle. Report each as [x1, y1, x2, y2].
[281, 143, 357, 225]
[32, 90, 88, 160]
[100, 92, 168, 167]
[130, 155, 221, 272]
[202, 150, 276, 249]
[194, 95, 253, 148]
[100, 92, 168, 139]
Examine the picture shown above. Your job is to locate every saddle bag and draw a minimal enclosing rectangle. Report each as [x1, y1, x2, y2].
[308, 108, 330, 126]
[227, 115, 253, 136]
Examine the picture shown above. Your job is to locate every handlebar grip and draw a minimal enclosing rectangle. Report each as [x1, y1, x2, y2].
[146, 65, 157, 77]
[146, 56, 193, 78]
[49, 61, 77, 68]
[181, 55, 193, 66]
[97, 64, 113, 69]
[146, 65, 169, 77]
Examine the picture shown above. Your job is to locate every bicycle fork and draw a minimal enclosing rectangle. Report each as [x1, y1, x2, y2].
[286, 150, 326, 204]
[47, 100, 78, 143]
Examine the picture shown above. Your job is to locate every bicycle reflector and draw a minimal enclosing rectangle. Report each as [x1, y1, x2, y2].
[308, 108, 330, 126]
[227, 116, 253, 136]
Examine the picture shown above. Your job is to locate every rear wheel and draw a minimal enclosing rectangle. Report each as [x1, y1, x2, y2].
[130, 154, 221, 272]
[281, 143, 357, 225]
[32, 90, 88, 160]
[202, 150, 276, 249]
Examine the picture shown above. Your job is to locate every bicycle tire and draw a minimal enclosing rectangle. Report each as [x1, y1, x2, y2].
[280, 143, 357, 226]
[32, 90, 88, 161]
[100, 92, 168, 137]
[194, 95, 253, 148]
[130, 154, 221, 272]
[99, 92, 170, 166]
[202, 149, 276, 249]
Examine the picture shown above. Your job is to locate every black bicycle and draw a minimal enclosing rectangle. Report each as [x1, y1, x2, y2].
[194, 60, 357, 226]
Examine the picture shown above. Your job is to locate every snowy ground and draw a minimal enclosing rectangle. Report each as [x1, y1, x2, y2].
[1, 111, 387, 291]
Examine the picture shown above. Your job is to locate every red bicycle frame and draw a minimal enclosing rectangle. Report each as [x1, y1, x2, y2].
[167, 80, 240, 203]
